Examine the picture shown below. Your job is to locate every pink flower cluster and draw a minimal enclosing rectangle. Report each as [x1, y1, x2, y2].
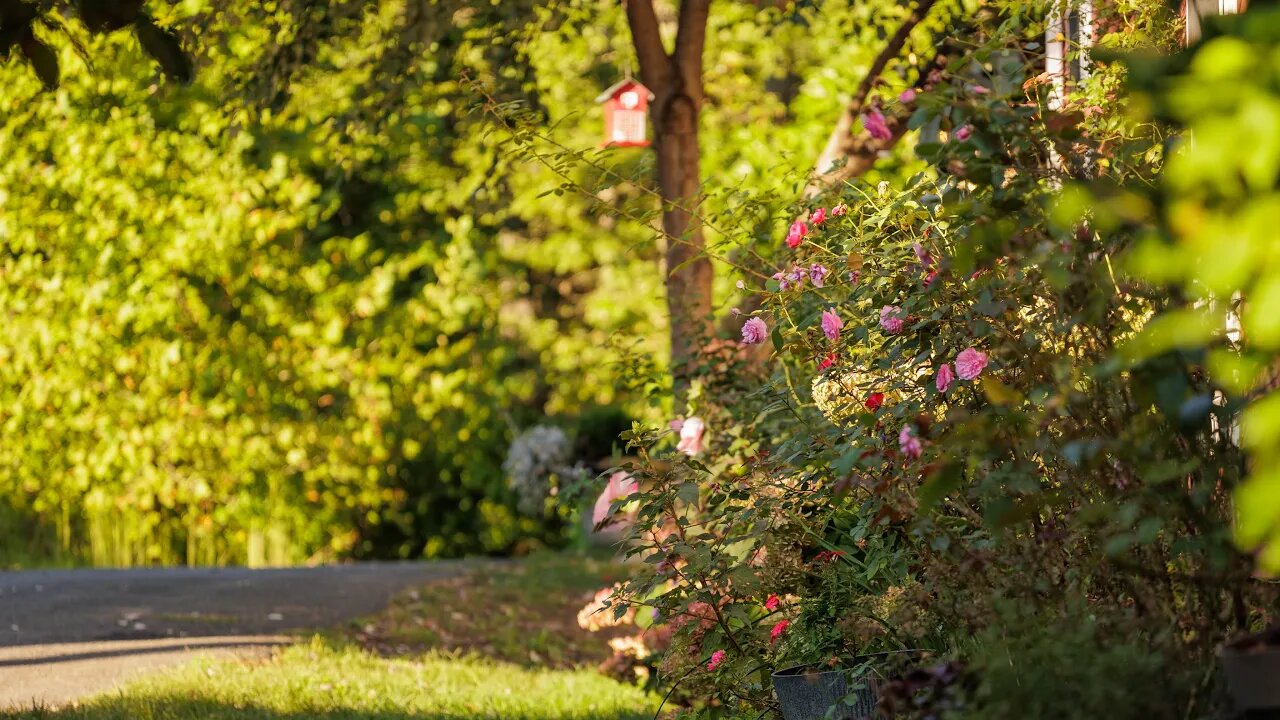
[879, 305, 906, 335]
[820, 310, 842, 341]
[898, 425, 923, 459]
[863, 107, 892, 140]
[707, 649, 727, 671]
[773, 263, 830, 291]
[592, 472, 639, 528]
[935, 347, 989, 393]
[786, 221, 809, 249]
[674, 416, 705, 455]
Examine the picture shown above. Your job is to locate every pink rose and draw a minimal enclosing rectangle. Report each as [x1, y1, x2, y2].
[953, 125, 972, 142]
[820, 310, 842, 341]
[955, 347, 989, 380]
[786, 220, 809, 249]
[811, 207, 827, 225]
[677, 416, 705, 456]
[923, 270, 939, 288]
[936, 363, 955, 393]
[879, 305, 906, 335]
[764, 594, 780, 612]
[898, 425, 923, 459]
[741, 317, 768, 345]
[899, 88, 917, 103]
[592, 471, 639, 528]
[770, 619, 790, 643]
[818, 351, 837, 371]
[830, 202, 848, 217]
[707, 649, 727, 671]
[967, 84, 990, 95]
[862, 108, 892, 141]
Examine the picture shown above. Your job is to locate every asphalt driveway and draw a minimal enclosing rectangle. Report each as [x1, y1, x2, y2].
[0, 561, 471, 709]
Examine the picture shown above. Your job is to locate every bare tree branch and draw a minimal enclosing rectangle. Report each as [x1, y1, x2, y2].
[808, 0, 944, 192]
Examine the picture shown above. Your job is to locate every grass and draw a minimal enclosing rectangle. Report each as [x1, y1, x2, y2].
[3, 552, 659, 720]
[6, 639, 657, 720]
[348, 551, 635, 669]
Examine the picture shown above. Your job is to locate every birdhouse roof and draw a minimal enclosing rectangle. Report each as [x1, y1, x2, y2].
[595, 79, 654, 104]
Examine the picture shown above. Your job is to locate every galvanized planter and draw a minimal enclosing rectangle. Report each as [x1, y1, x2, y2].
[1220, 643, 1280, 718]
[771, 664, 882, 720]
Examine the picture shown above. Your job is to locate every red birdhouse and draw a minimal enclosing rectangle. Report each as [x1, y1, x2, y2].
[596, 79, 653, 148]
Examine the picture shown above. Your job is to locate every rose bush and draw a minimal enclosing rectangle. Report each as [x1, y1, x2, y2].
[592, 2, 1280, 718]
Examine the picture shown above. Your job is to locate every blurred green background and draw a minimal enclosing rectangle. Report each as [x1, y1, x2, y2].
[0, 0, 926, 567]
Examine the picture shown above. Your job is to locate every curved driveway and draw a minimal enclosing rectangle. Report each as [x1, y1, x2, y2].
[0, 561, 471, 709]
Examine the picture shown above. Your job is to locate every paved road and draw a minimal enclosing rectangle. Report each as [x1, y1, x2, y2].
[0, 562, 471, 709]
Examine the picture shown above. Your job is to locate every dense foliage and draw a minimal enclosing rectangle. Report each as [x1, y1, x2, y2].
[589, 2, 1280, 718]
[0, 0, 947, 566]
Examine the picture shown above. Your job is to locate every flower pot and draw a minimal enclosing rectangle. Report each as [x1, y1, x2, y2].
[771, 664, 882, 720]
[1220, 641, 1280, 717]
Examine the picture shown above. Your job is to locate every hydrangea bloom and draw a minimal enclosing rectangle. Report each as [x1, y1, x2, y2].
[503, 425, 575, 515]
[786, 220, 809, 249]
[741, 317, 768, 345]
[811, 207, 827, 225]
[830, 202, 848, 217]
[770, 619, 790, 643]
[707, 649, 727, 671]
[955, 347, 989, 380]
[809, 264, 830, 288]
[879, 305, 906, 335]
[592, 471, 639, 529]
[954, 125, 972, 141]
[864, 392, 885, 411]
[936, 363, 955, 393]
[862, 107, 892, 140]
[899, 88, 917, 103]
[677, 416, 705, 456]
[899, 425, 923, 459]
[820, 310, 842, 341]
[764, 594, 780, 612]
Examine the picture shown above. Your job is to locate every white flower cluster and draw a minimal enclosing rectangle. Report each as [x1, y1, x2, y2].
[503, 424, 573, 515]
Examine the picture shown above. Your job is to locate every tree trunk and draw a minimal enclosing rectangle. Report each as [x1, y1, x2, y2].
[626, 0, 712, 403]
[655, 93, 712, 395]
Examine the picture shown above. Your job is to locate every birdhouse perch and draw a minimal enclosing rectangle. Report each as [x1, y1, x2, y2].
[596, 79, 653, 148]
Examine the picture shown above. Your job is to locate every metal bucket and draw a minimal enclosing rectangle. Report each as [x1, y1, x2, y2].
[771, 665, 881, 720]
[771, 651, 926, 720]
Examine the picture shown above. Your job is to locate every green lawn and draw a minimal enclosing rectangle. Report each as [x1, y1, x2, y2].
[5, 553, 660, 720]
[6, 639, 656, 719]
